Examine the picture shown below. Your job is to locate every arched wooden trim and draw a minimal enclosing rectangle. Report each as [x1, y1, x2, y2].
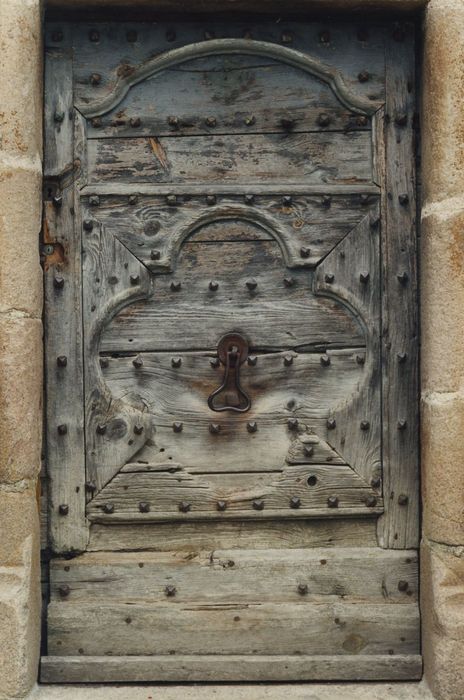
[82, 38, 380, 119]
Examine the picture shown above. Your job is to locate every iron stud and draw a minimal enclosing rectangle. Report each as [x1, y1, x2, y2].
[91, 117, 102, 128]
[170, 281, 181, 292]
[54, 111, 64, 123]
[358, 70, 370, 83]
[128, 194, 138, 205]
[280, 118, 295, 131]
[165, 585, 177, 596]
[150, 250, 161, 261]
[216, 500, 227, 511]
[209, 280, 219, 291]
[99, 357, 109, 369]
[327, 418, 336, 430]
[57, 355, 67, 367]
[58, 584, 70, 598]
[89, 30, 100, 42]
[300, 247, 311, 259]
[204, 30, 215, 40]
[283, 354, 294, 367]
[284, 277, 295, 287]
[103, 503, 114, 514]
[132, 356, 143, 369]
[297, 582, 309, 595]
[397, 271, 409, 285]
[129, 117, 141, 129]
[206, 194, 216, 205]
[53, 275, 64, 289]
[134, 424, 144, 435]
[398, 494, 409, 506]
[166, 194, 177, 206]
[398, 580, 409, 592]
[138, 501, 150, 513]
[252, 499, 264, 511]
[303, 445, 314, 457]
[89, 195, 99, 207]
[398, 420, 407, 430]
[210, 357, 220, 368]
[356, 115, 369, 127]
[59, 504, 69, 516]
[397, 352, 408, 363]
[247, 421, 258, 433]
[90, 73, 101, 86]
[360, 194, 370, 205]
[365, 495, 377, 507]
[173, 422, 183, 433]
[247, 356, 258, 366]
[205, 116, 217, 127]
[371, 476, 381, 489]
[290, 496, 301, 509]
[356, 354, 365, 365]
[209, 423, 221, 434]
[83, 219, 93, 232]
[52, 195, 63, 209]
[167, 115, 179, 128]
[325, 273, 335, 284]
[322, 195, 332, 208]
[395, 113, 408, 126]
[244, 194, 255, 204]
[320, 354, 331, 367]
[319, 30, 330, 43]
[244, 116, 256, 127]
[399, 194, 409, 206]
[130, 274, 140, 285]
[327, 496, 339, 508]
[287, 417, 299, 430]
[96, 424, 107, 435]
[246, 278, 257, 291]
[317, 113, 330, 127]
[360, 420, 370, 431]
[282, 195, 292, 206]
[179, 501, 191, 513]
[359, 271, 370, 284]
[171, 357, 182, 368]
[281, 31, 293, 44]
[85, 480, 96, 493]
[57, 424, 68, 436]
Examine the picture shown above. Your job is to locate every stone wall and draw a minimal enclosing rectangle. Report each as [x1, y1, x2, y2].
[0, 0, 464, 698]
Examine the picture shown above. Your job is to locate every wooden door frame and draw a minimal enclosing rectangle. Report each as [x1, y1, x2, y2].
[2, 1, 464, 698]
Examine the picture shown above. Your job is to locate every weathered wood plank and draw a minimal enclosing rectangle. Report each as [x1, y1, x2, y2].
[49, 548, 418, 603]
[87, 132, 373, 186]
[40, 654, 423, 683]
[46, 601, 419, 656]
[81, 183, 381, 196]
[81, 193, 380, 271]
[88, 518, 379, 551]
[101, 240, 366, 352]
[378, 27, 419, 549]
[87, 464, 382, 522]
[44, 48, 74, 179]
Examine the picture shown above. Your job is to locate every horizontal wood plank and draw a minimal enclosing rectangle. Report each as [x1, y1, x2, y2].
[87, 132, 373, 185]
[46, 601, 419, 656]
[49, 548, 418, 604]
[40, 654, 422, 683]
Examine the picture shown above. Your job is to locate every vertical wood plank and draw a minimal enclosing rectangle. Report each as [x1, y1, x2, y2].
[377, 24, 419, 548]
[44, 48, 88, 553]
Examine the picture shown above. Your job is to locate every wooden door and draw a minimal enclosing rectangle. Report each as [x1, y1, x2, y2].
[41, 16, 420, 683]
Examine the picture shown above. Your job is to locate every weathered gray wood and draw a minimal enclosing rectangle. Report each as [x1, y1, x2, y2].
[378, 27, 419, 549]
[85, 54, 373, 138]
[87, 131, 373, 185]
[47, 601, 419, 656]
[44, 52, 87, 553]
[81, 193, 380, 271]
[40, 654, 423, 683]
[88, 518, 379, 551]
[87, 464, 382, 522]
[81, 183, 381, 196]
[314, 211, 381, 485]
[49, 548, 418, 603]
[101, 239, 366, 353]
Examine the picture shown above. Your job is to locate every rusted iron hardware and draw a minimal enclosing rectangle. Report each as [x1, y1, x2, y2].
[208, 332, 251, 413]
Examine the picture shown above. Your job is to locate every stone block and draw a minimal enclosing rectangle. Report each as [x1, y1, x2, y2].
[422, 0, 464, 205]
[421, 204, 464, 394]
[0, 0, 42, 162]
[0, 166, 43, 319]
[422, 391, 464, 546]
[422, 539, 464, 700]
[0, 316, 42, 484]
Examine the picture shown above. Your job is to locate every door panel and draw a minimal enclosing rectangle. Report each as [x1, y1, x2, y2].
[42, 16, 419, 682]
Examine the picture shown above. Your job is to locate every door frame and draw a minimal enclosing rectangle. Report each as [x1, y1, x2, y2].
[1, 1, 463, 698]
